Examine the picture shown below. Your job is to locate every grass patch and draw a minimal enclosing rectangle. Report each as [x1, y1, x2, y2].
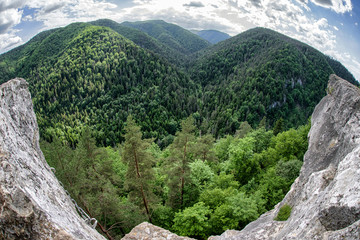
[274, 204, 292, 221]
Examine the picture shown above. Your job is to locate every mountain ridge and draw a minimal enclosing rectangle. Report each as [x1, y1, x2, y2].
[0, 20, 357, 145]
[194, 29, 231, 44]
[187, 27, 357, 135]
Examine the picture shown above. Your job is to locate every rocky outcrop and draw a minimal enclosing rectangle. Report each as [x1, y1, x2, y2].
[0, 78, 105, 239]
[122, 222, 195, 240]
[210, 74, 360, 239]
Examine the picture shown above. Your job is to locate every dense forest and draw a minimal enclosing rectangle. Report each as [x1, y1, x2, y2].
[0, 18, 358, 239]
[188, 27, 358, 135]
[41, 117, 310, 239]
[0, 19, 356, 147]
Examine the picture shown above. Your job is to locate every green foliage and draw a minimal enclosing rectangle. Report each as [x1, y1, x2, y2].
[276, 159, 303, 181]
[235, 121, 253, 138]
[172, 202, 211, 239]
[189, 27, 357, 137]
[3, 19, 348, 239]
[228, 137, 260, 184]
[90, 19, 188, 67]
[166, 116, 196, 209]
[1, 23, 198, 146]
[122, 20, 210, 55]
[273, 118, 284, 136]
[189, 160, 214, 189]
[274, 204, 292, 221]
[194, 134, 216, 162]
[0, 23, 356, 146]
[41, 129, 145, 238]
[122, 115, 157, 222]
[40, 119, 310, 239]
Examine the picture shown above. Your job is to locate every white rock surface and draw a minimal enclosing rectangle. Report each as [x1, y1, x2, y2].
[209, 74, 360, 240]
[122, 222, 195, 240]
[0, 78, 105, 239]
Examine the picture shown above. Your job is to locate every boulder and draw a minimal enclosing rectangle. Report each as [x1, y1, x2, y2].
[0, 78, 105, 239]
[209, 74, 360, 239]
[122, 222, 195, 240]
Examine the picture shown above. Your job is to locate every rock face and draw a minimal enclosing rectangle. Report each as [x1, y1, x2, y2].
[122, 222, 195, 240]
[209, 74, 360, 240]
[0, 78, 105, 239]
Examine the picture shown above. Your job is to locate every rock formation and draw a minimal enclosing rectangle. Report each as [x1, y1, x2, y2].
[0, 78, 105, 239]
[122, 75, 360, 240]
[2, 75, 359, 240]
[209, 74, 360, 239]
[122, 222, 195, 240]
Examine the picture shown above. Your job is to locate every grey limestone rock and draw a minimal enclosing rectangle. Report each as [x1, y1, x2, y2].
[122, 222, 196, 240]
[209, 74, 360, 239]
[0, 78, 105, 239]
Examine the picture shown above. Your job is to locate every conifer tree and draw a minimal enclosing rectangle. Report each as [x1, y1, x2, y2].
[235, 121, 253, 138]
[195, 134, 216, 162]
[258, 116, 267, 129]
[122, 115, 155, 223]
[166, 116, 196, 209]
[273, 118, 284, 136]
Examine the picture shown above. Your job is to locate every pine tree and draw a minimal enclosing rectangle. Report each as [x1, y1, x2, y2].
[235, 121, 253, 138]
[195, 134, 216, 162]
[258, 116, 267, 129]
[122, 115, 156, 223]
[166, 116, 196, 209]
[273, 118, 284, 136]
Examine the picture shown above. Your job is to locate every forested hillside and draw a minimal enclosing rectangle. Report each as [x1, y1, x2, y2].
[0, 19, 358, 240]
[41, 117, 310, 239]
[122, 20, 211, 55]
[0, 23, 198, 146]
[0, 20, 357, 146]
[188, 27, 358, 136]
[90, 19, 187, 66]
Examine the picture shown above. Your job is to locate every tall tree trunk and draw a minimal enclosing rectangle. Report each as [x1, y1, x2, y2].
[133, 147, 152, 223]
[180, 137, 188, 208]
[80, 197, 114, 240]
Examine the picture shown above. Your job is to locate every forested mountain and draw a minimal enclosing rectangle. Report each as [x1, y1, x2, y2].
[194, 30, 231, 44]
[0, 20, 357, 146]
[0, 23, 198, 146]
[0, 19, 358, 240]
[188, 27, 358, 136]
[121, 20, 211, 55]
[90, 19, 186, 66]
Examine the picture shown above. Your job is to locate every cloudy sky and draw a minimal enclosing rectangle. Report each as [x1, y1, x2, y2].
[1, 0, 359, 80]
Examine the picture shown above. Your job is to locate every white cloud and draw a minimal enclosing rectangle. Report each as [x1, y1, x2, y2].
[0, 0, 358, 80]
[296, 0, 352, 13]
[0, 32, 22, 53]
[26, 0, 120, 30]
[0, 0, 25, 12]
[0, 6, 23, 53]
[326, 49, 360, 81]
[0, 8, 23, 34]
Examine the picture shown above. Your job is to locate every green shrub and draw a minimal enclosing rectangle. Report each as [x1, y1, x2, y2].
[274, 204, 292, 221]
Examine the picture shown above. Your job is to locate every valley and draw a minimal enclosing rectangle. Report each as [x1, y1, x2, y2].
[0, 19, 358, 239]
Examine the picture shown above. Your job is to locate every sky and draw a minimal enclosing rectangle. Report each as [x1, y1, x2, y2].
[0, 0, 359, 80]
